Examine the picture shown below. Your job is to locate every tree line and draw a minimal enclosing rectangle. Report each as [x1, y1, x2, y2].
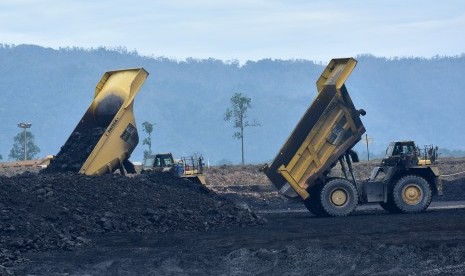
[1, 45, 465, 164]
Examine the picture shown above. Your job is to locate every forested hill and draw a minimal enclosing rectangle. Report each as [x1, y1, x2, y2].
[0, 44, 464, 164]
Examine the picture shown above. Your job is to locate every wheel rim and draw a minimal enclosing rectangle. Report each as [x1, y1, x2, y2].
[330, 189, 348, 206]
[402, 184, 423, 205]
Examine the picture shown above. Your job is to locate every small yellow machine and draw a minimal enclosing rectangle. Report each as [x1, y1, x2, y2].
[141, 153, 207, 185]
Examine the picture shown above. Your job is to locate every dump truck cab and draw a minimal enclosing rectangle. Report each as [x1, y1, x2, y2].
[382, 141, 419, 167]
[369, 141, 440, 183]
[142, 153, 176, 172]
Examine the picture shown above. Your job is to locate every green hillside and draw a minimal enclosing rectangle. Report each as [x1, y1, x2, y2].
[0, 44, 464, 164]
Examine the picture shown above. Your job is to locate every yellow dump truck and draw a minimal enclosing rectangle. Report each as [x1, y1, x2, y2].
[44, 68, 149, 175]
[263, 58, 441, 217]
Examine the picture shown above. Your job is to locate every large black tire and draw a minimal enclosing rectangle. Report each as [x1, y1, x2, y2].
[319, 178, 358, 217]
[392, 175, 432, 214]
[304, 184, 326, 217]
[379, 200, 402, 214]
[379, 187, 402, 214]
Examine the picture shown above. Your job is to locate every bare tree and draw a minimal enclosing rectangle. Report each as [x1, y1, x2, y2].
[224, 92, 260, 165]
[142, 121, 154, 158]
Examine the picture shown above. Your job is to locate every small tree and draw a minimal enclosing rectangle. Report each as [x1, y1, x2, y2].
[224, 92, 260, 165]
[142, 121, 154, 159]
[9, 130, 41, 160]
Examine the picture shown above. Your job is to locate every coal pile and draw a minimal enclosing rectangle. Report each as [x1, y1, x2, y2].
[0, 172, 265, 270]
[42, 127, 105, 173]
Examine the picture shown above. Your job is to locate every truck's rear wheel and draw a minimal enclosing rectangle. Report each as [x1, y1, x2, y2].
[319, 179, 358, 217]
[392, 175, 432, 213]
[304, 184, 326, 217]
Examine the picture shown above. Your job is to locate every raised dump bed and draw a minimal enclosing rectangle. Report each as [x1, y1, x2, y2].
[44, 68, 149, 175]
[264, 58, 365, 200]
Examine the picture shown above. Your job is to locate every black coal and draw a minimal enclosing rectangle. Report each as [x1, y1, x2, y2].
[0, 172, 264, 269]
[42, 127, 105, 173]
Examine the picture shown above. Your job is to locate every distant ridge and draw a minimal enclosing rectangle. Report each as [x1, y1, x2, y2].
[0, 44, 464, 164]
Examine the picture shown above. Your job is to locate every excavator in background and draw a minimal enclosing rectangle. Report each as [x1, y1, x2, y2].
[262, 58, 441, 217]
[141, 153, 207, 185]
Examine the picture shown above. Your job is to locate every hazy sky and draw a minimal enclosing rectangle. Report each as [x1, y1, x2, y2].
[1, 0, 464, 62]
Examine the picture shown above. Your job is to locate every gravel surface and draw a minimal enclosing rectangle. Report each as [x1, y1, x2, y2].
[11, 209, 465, 276]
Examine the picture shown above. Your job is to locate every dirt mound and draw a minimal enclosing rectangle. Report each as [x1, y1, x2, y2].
[206, 165, 269, 186]
[0, 172, 264, 270]
[205, 165, 299, 211]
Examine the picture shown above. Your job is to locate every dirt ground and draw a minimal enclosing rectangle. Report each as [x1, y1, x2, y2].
[2, 159, 465, 275]
[11, 207, 465, 276]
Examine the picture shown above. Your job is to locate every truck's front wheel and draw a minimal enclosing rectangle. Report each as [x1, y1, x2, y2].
[392, 175, 432, 213]
[379, 200, 402, 214]
[319, 179, 358, 217]
[379, 187, 402, 214]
